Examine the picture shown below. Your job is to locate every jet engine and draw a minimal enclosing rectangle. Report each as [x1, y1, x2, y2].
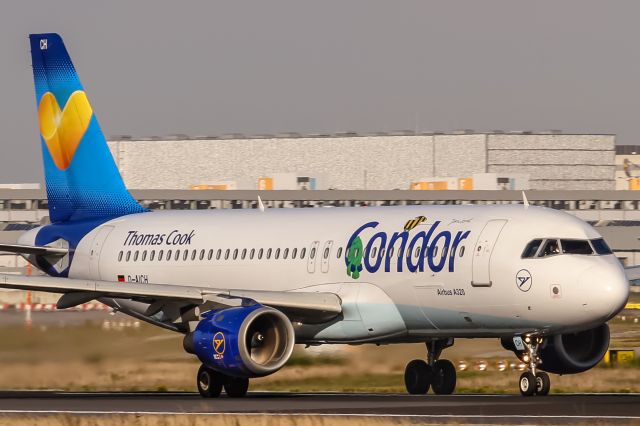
[501, 324, 610, 375]
[183, 304, 295, 378]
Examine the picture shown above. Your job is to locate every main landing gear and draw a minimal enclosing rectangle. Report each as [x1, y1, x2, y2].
[197, 364, 250, 398]
[517, 335, 550, 397]
[404, 338, 456, 395]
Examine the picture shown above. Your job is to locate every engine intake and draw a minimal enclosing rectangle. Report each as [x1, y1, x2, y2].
[501, 324, 610, 375]
[184, 304, 295, 378]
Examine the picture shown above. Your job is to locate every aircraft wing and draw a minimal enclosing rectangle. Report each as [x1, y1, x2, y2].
[0, 274, 342, 323]
[0, 243, 68, 257]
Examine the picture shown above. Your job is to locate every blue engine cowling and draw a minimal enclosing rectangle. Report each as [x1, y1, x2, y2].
[184, 304, 295, 378]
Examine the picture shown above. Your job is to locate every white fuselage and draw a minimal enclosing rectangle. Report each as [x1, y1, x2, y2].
[29, 204, 629, 343]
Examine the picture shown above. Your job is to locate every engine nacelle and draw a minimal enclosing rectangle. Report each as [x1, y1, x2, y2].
[184, 304, 295, 378]
[501, 324, 610, 375]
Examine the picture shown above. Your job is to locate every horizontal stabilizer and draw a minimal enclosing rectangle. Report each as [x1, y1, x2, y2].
[0, 243, 68, 257]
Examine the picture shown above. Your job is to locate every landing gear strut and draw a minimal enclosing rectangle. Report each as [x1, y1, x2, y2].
[197, 364, 249, 398]
[517, 335, 550, 397]
[404, 338, 456, 395]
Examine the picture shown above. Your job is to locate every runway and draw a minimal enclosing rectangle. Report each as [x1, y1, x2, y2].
[0, 391, 638, 424]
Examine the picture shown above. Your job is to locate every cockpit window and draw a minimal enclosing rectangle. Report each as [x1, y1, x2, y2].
[591, 238, 613, 255]
[522, 239, 543, 258]
[539, 239, 560, 257]
[561, 239, 593, 255]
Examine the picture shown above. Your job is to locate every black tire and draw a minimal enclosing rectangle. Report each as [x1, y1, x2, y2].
[431, 359, 456, 395]
[197, 365, 223, 398]
[224, 377, 250, 398]
[404, 359, 431, 394]
[535, 371, 551, 396]
[519, 371, 536, 397]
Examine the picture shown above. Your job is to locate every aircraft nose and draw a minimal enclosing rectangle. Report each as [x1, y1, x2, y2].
[579, 259, 629, 320]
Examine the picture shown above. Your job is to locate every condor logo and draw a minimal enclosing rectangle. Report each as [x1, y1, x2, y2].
[213, 332, 226, 359]
[345, 219, 471, 279]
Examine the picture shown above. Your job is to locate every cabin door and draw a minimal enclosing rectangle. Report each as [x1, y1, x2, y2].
[471, 220, 507, 287]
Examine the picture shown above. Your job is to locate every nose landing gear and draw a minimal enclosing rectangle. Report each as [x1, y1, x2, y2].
[517, 335, 550, 396]
[404, 338, 456, 395]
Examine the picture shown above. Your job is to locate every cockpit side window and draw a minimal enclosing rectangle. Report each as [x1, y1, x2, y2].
[539, 239, 560, 257]
[522, 239, 543, 258]
[591, 238, 613, 255]
[561, 239, 593, 255]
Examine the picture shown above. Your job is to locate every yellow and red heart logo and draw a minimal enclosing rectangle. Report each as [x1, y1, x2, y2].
[38, 90, 93, 170]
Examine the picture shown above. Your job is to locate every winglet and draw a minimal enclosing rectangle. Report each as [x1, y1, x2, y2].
[258, 196, 265, 212]
[522, 191, 530, 208]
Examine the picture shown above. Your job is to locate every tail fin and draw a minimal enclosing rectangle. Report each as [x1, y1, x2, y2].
[29, 33, 145, 223]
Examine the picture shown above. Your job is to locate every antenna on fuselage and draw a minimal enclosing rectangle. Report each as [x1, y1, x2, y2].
[522, 191, 530, 208]
[258, 195, 265, 212]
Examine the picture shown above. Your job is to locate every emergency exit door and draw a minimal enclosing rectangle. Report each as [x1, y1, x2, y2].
[471, 220, 507, 287]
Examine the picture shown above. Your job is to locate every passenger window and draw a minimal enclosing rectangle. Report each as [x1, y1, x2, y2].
[184, 250, 189, 261]
[200, 249, 205, 261]
[173, 250, 179, 261]
[133, 251, 139, 262]
[380, 247, 385, 258]
[267, 248, 272, 259]
[150, 250, 155, 261]
[459, 246, 465, 257]
[207, 249, 213, 260]
[522, 239, 543, 258]
[561, 240, 593, 255]
[336, 247, 342, 258]
[191, 250, 197, 261]
[241, 249, 247, 260]
[310, 247, 316, 259]
[250, 248, 255, 259]
[300, 248, 306, 259]
[216, 249, 221, 260]
[275, 248, 280, 259]
[415, 246, 421, 257]
[432, 246, 438, 257]
[118, 251, 123, 262]
[141, 251, 147, 261]
[283, 248, 289, 259]
[591, 238, 613, 255]
[371, 247, 377, 258]
[292, 248, 297, 259]
[126, 251, 131, 262]
[158, 250, 164, 261]
[179, 250, 185, 261]
[166, 250, 172, 261]
[225, 249, 230, 260]
[388, 247, 394, 258]
[233, 249, 238, 260]
[258, 248, 264, 259]
[324, 247, 330, 259]
[540, 239, 560, 257]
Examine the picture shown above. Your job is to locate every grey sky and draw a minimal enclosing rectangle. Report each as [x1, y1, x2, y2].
[1, 1, 639, 183]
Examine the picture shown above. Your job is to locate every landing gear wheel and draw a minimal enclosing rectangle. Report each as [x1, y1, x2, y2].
[519, 371, 536, 396]
[224, 377, 250, 398]
[535, 372, 550, 396]
[404, 360, 431, 394]
[431, 359, 456, 395]
[197, 365, 223, 398]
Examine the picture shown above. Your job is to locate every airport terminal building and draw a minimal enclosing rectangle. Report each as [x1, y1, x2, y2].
[106, 132, 616, 191]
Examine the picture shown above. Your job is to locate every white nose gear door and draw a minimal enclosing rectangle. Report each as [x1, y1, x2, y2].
[471, 219, 507, 287]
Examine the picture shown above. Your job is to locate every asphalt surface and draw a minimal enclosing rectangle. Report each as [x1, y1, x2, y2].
[0, 391, 637, 423]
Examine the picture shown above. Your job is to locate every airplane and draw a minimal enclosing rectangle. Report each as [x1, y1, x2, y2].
[0, 33, 629, 398]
